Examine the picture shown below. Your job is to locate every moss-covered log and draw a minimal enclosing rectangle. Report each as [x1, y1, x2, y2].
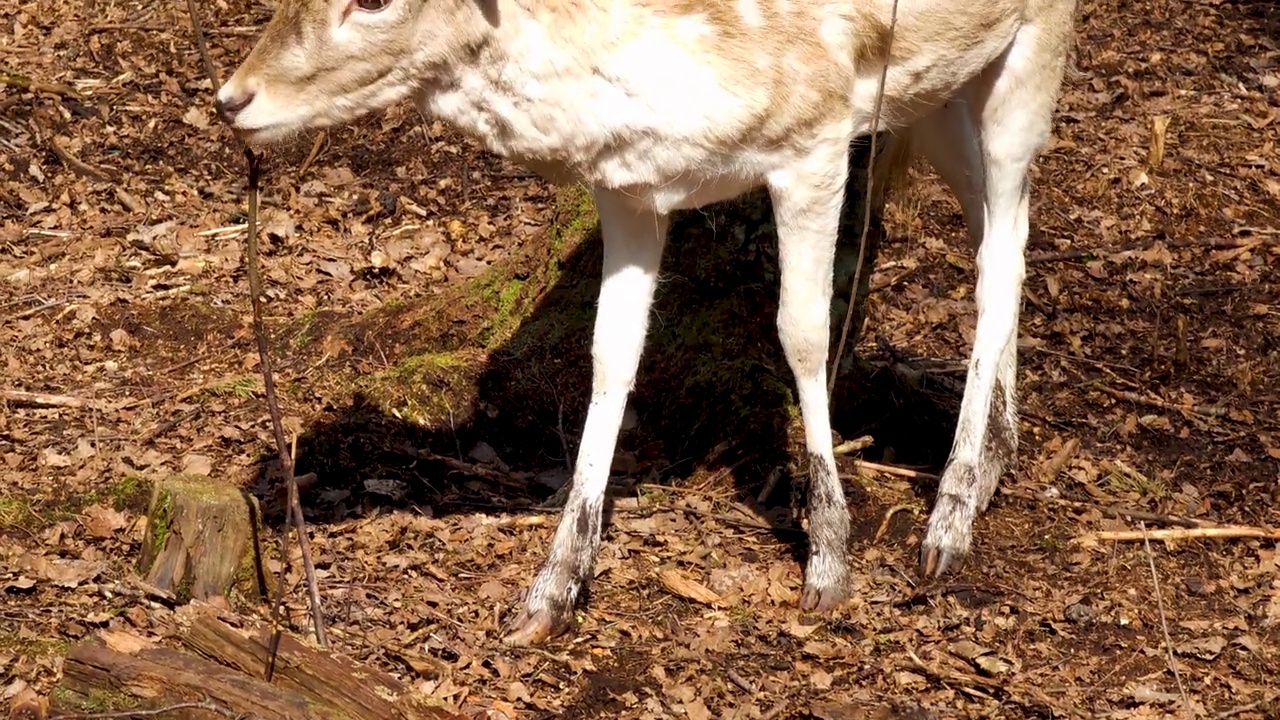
[54, 613, 469, 719]
[137, 474, 268, 605]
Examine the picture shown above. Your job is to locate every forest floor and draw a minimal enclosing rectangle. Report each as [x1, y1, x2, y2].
[2, 0, 1279, 718]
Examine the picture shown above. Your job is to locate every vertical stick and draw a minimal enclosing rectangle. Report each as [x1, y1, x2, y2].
[829, 0, 901, 399]
[182, 1, 328, 655]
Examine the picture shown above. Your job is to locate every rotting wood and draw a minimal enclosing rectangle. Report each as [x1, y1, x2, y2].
[182, 614, 422, 720]
[53, 615, 472, 720]
[138, 474, 269, 605]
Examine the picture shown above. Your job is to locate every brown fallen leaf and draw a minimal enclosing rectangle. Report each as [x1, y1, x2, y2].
[658, 569, 722, 607]
[181, 453, 213, 476]
[15, 554, 104, 588]
[81, 503, 129, 539]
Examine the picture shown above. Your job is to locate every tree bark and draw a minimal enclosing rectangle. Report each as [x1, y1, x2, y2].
[137, 474, 270, 604]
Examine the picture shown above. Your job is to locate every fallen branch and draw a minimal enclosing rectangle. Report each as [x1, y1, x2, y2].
[405, 446, 530, 491]
[1003, 488, 1205, 529]
[2, 389, 98, 409]
[845, 460, 939, 481]
[726, 669, 758, 696]
[662, 503, 800, 534]
[904, 645, 1002, 693]
[1097, 385, 1228, 419]
[48, 137, 114, 181]
[833, 435, 874, 456]
[1080, 526, 1280, 543]
[297, 131, 328, 179]
[0, 71, 82, 99]
[1214, 692, 1280, 719]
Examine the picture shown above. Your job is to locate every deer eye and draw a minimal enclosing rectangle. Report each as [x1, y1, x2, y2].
[354, 0, 391, 12]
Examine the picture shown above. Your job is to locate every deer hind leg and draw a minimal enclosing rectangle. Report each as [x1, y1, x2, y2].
[503, 189, 668, 646]
[911, 100, 987, 247]
[920, 19, 1071, 577]
[769, 134, 853, 612]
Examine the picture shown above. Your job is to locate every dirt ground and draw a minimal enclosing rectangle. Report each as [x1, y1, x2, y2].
[3, 0, 1279, 718]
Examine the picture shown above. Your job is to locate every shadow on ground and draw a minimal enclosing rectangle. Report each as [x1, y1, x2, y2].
[280, 137, 960, 564]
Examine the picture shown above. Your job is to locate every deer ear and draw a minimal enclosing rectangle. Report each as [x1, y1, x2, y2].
[476, 0, 499, 27]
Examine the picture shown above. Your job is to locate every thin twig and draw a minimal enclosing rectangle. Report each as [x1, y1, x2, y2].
[759, 699, 789, 720]
[297, 131, 327, 179]
[829, 0, 900, 397]
[0, 72, 82, 99]
[1097, 384, 1228, 418]
[1, 390, 98, 409]
[726, 668, 758, 695]
[1141, 522, 1193, 720]
[48, 137, 113, 181]
[664, 504, 800, 534]
[904, 645, 1003, 692]
[756, 466, 783, 504]
[182, 0, 327, 659]
[845, 459, 939, 480]
[873, 503, 916, 543]
[1081, 526, 1280, 543]
[1004, 488, 1204, 528]
[289, 436, 327, 648]
[406, 446, 530, 491]
[1214, 692, 1280, 719]
[184, 0, 220, 94]
[7, 297, 71, 320]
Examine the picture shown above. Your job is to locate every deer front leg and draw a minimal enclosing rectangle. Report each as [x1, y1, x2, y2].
[503, 189, 668, 646]
[768, 134, 854, 612]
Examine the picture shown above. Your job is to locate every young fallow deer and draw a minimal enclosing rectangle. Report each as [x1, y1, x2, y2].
[218, 0, 1078, 645]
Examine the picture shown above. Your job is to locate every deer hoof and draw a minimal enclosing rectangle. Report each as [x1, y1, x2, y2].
[502, 606, 571, 647]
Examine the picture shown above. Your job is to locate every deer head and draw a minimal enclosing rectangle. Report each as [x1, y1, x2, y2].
[215, 0, 496, 144]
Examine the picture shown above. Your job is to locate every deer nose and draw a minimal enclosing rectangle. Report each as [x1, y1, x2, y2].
[215, 90, 255, 124]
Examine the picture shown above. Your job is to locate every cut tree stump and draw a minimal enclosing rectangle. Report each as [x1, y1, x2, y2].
[137, 474, 269, 605]
[55, 608, 476, 719]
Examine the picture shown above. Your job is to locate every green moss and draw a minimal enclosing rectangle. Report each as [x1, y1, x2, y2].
[108, 476, 149, 512]
[467, 185, 598, 350]
[204, 376, 261, 399]
[145, 486, 172, 573]
[0, 495, 25, 530]
[358, 351, 476, 426]
[292, 309, 319, 348]
[175, 572, 194, 604]
[1103, 463, 1169, 499]
[545, 185, 598, 287]
[384, 351, 470, 383]
[51, 685, 138, 714]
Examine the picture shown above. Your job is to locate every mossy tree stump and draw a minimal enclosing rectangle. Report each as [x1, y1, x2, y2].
[137, 474, 269, 605]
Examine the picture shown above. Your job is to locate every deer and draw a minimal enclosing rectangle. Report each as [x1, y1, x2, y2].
[216, 0, 1079, 646]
